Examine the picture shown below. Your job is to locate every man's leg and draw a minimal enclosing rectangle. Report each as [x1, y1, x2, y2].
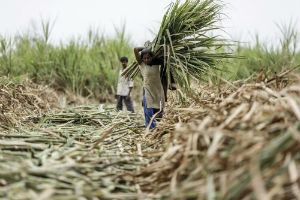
[143, 100, 155, 129]
[142, 89, 157, 129]
[125, 97, 135, 113]
[116, 96, 123, 111]
[153, 108, 163, 121]
[147, 108, 157, 129]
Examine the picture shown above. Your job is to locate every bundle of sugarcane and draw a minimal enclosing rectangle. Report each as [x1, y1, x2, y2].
[122, 0, 233, 88]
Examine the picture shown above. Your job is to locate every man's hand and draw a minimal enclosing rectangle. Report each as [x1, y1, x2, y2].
[144, 40, 151, 48]
[126, 87, 133, 100]
[115, 95, 119, 99]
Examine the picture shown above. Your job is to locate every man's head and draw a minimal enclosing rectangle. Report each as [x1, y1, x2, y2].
[120, 57, 128, 68]
[141, 48, 153, 65]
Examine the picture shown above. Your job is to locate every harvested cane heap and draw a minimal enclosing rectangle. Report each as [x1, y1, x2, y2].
[138, 69, 300, 199]
[0, 77, 58, 129]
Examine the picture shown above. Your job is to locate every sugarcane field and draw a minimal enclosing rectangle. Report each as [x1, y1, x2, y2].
[0, 0, 300, 199]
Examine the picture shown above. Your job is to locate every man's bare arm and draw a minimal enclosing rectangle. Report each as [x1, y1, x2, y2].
[134, 47, 144, 65]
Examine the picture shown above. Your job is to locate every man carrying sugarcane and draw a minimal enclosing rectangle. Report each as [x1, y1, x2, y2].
[134, 47, 176, 130]
[115, 57, 135, 113]
[123, 0, 231, 130]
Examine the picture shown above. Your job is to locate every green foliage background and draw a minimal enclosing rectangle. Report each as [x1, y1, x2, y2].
[0, 20, 299, 102]
[0, 21, 136, 101]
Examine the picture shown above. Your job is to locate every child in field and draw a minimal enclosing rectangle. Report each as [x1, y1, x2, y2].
[134, 47, 174, 130]
[116, 57, 135, 113]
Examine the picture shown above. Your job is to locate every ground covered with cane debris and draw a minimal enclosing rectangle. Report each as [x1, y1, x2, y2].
[0, 104, 157, 199]
[0, 70, 300, 200]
